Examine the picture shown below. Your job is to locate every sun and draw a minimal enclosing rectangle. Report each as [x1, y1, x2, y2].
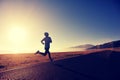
[8, 27, 27, 44]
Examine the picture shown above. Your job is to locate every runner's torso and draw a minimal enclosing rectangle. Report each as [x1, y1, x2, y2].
[44, 37, 52, 48]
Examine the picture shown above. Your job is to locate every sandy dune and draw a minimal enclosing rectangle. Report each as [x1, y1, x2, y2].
[0, 50, 120, 80]
[0, 51, 85, 72]
[0, 48, 119, 72]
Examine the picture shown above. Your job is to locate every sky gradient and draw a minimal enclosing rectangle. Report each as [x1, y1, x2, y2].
[0, 0, 120, 53]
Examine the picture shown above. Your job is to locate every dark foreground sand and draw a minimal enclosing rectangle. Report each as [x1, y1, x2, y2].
[0, 51, 85, 72]
[0, 50, 120, 80]
[0, 49, 107, 72]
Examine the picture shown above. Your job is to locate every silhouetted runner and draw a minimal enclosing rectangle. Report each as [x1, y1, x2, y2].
[35, 32, 53, 62]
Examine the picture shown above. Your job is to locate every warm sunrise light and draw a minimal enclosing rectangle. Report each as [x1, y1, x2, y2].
[0, 0, 119, 53]
[5, 26, 29, 53]
[8, 26, 27, 44]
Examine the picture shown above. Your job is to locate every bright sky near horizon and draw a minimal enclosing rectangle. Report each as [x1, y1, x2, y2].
[0, 0, 120, 53]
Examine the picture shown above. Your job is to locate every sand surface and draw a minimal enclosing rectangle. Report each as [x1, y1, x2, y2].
[0, 50, 120, 80]
[0, 51, 86, 72]
[0, 48, 119, 72]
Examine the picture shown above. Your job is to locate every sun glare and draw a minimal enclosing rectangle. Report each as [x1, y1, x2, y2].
[8, 26, 27, 44]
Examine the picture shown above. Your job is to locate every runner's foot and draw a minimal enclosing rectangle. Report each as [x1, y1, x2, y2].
[34, 50, 39, 55]
[50, 58, 54, 62]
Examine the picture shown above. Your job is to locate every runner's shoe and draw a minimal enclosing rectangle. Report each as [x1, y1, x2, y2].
[50, 58, 54, 62]
[34, 50, 39, 55]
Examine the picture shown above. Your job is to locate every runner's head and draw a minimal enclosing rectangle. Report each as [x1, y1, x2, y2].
[44, 32, 49, 37]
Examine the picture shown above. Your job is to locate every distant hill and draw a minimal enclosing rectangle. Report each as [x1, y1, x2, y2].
[70, 44, 94, 49]
[88, 40, 120, 49]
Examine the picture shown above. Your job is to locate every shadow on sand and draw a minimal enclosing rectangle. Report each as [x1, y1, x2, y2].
[0, 65, 5, 69]
[53, 50, 120, 80]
